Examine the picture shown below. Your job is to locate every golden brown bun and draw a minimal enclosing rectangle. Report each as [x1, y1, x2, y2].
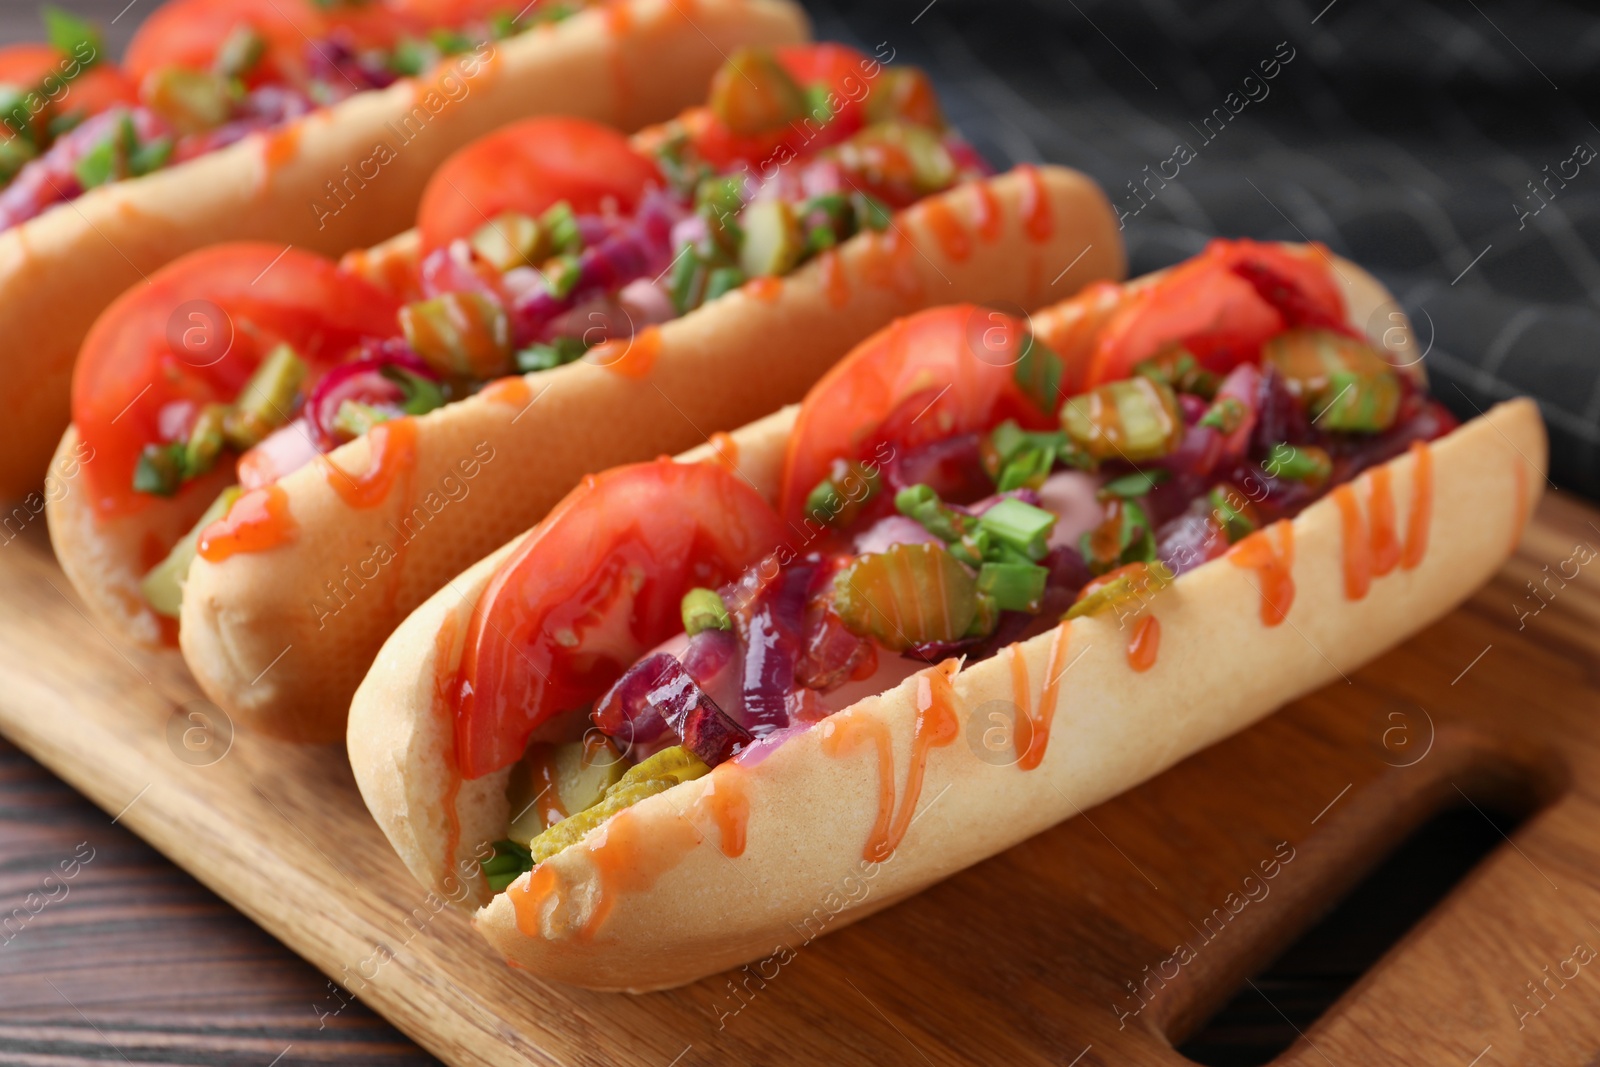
[48, 165, 1122, 740]
[2, 0, 809, 499]
[347, 254, 1547, 990]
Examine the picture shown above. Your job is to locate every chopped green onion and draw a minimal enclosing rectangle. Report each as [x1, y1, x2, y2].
[1079, 499, 1156, 574]
[1207, 484, 1256, 542]
[515, 336, 589, 373]
[133, 443, 187, 496]
[428, 28, 473, 55]
[894, 483, 970, 543]
[539, 201, 582, 256]
[225, 343, 306, 449]
[380, 365, 446, 415]
[976, 498, 1056, 561]
[331, 400, 392, 439]
[681, 587, 731, 636]
[543, 254, 582, 300]
[703, 265, 746, 303]
[804, 459, 881, 528]
[1099, 469, 1168, 499]
[389, 37, 429, 77]
[1197, 395, 1247, 434]
[1263, 442, 1332, 484]
[1134, 347, 1218, 398]
[43, 7, 102, 70]
[853, 192, 891, 232]
[977, 562, 1048, 613]
[183, 405, 227, 479]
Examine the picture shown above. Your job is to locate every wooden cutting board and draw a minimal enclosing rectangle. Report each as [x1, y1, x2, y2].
[2, 484, 1599, 1067]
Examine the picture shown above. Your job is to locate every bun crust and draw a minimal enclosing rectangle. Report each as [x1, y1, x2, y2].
[5, 0, 809, 497]
[347, 254, 1547, 990]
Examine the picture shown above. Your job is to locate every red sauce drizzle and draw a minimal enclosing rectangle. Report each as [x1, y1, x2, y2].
[1332, 485, 1371, 601]
[745, 276, 783, 303]
[1367, 466, 1401, 577]
[480, 375, 532, 406]
[708, 431, 739, 470]
[1401, 440, 1433, 571]
[861, 229, 924, 302]
[317, 418, 417, 509]
[919, 197, 972, 263]
[526, 746, 567, 830]
[819, 248, 851, 309]
[1228, 520, 1295, 626]
[592, 325, 661, 379]
[1017, 622, 1072, 771]
[1017, 163, 1054, 242]
[1127, 615, 1160, 673]
[971, 181, 1003, 242]
[196, 484, 296, 562]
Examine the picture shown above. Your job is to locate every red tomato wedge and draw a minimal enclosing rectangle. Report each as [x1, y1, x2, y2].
[417, 117, 658, 253]
[682, 43, 872, 171]
[0, 44, 67, 87]
[124, 0, 325, 88]
[74, 243, 401, 518]
[1083, 239, 1345, 387]
[453, 460, 786, 779]
[778, 304, 1058, 526]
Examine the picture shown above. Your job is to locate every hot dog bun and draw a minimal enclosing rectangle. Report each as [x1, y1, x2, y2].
[3, 0, 809, 499]
[347, 254, 1546, 990]
[49, 164, 1123, 740]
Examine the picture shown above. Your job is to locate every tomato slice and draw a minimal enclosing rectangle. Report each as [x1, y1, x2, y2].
[124, 0, 325, 89]
[416, 117, 659, 253]
[60, 63, 141, 117]
[0, 43, 66, 87]
[778, 305, 1058, 526]
[74, 243, 401, 518]
[453, 460, 785, 779]
[1083, 239, 1345, 387]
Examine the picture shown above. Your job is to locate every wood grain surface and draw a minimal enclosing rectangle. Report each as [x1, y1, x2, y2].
[4, 466, 1600, 1066]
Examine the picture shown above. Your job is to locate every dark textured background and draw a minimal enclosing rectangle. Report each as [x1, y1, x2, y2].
[2, 1, 1596, 1064]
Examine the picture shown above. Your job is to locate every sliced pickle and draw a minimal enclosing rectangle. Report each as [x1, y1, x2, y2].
[708, 47, 807, 137]
[225, 342, 306, 449]
[832, 542, 978, 652]
[399, 291, 512, 379]
[141, 486, 242, 617]
[1060, 376, 1183, 462]
[469, 211, 545, 273]
[525, 746, 708, 866]
[505, 738, 626, 844]
[738, 199, 804, 279]
[1262, 329, 1401, 433]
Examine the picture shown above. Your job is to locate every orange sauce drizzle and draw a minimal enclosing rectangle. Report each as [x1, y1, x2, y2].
[1017, 622, 1072, 771]
[820, 713, 895, 861]
[510, 863, 559, 938]
[1017, 163, 1054, 242]
[1227, 521, 1295, 626]
[261, 122, 301, 173]
[526, 746, 568, 830]
[592, 325, 661, 379]
[919, 197, 972, 263]
[1127, 614, 1160, 673]
[1367, 465, 1401, 577]
[1331, 485, 1371, 601]
[745, 276, 783, 302]
[480, 375, 532, 406]
[971, 181, 1003, 242]
[196, 484, 296, 562]
[861, 229, 924, 302]
[696, 766, 749, 858]
[708, 431, 739, 470]
[1401, 440, 1433, 571]
[819, 248, 851, 308]
[317, 418, 417, 509]
[882, 662, 960, 856]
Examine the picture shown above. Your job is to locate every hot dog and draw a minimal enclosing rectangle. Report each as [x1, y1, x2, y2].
[0, 0, 808, 497]
[46, 41, 1125, 741]
[347, 240, 1546, 991]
